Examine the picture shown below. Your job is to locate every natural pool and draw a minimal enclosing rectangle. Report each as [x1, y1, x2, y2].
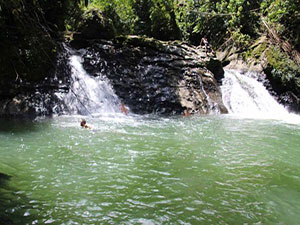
[1, 114, 300, 224]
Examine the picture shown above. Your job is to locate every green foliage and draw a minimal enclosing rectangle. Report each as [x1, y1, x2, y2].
[149, 0, 181, 40]
[230, 28, 251, 48]
[172, 0, 261, 47]
[261, 0, 300, 50]
[174, 0, 199, 43]
[0, 0, 80, 83]
[89, 0, 135, 34]
[130, 0, 153, 35]
[248, 41, 268, 60]
[89, 0, 181, 40]
[114, 0, 136, 33]
[82, 0, 298, 51]
[1, 0, 299, 93]
[266, 46, 300, 87]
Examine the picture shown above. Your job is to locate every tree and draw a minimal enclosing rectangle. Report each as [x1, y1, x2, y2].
[0, 0, 78, 84]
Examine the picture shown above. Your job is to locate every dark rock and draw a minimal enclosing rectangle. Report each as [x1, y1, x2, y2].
[0, 34, 227, 117]
[80, 36, 227, 115]
[206, 59, 225, 83]
[0, 46, 71, 118]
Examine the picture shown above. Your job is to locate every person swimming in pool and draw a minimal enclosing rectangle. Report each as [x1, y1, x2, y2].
[80, 119, 91, 129]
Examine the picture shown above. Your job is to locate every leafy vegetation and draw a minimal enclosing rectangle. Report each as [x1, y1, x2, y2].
[261, 0, 300, 50]
[0, 0, 299, 98]
[266, 46, 300, 90]
[0, 0, 79, 84]
[1, 0, 299, 50]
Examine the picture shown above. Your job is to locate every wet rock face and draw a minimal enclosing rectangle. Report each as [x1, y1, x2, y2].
[0, 93, 64, 118]
[0, 47, 71, 118]
[0, 35, 227, 117]
[78, 36, 227, 115]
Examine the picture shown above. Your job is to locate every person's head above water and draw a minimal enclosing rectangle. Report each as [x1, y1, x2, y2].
[80, 119, 91, 129]
[80, 119, 87, 127]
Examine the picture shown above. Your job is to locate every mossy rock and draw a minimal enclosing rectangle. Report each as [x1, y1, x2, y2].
[262, 46, 300, 111]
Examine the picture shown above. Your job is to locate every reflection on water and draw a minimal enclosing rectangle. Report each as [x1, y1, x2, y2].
[0, 115, 300, 224]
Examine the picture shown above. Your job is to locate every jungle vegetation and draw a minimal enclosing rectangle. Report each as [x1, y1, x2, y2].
[0, 0, 299, 92]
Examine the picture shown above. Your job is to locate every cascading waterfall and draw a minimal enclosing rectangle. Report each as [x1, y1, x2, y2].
[221, 70, 299, 122]
[56, 51, 298, 121]
[58, 52, 121, 116]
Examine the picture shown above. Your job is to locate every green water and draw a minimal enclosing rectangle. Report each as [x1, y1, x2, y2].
[1, 115, 300, 225]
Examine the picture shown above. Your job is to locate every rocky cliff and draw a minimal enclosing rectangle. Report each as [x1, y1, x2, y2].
[0, 48, 71, 118]
[73, 35, 227, 115]
[0, 8, 228, 118]
[0, 35, 227, 117]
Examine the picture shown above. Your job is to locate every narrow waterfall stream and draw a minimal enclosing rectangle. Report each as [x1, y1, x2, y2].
[58, 53, 122, 116]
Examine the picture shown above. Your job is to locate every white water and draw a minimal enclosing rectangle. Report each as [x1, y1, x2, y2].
[57, 54, 299, 124]
[221, 70, 300, 123]
[60, 54, 122, 116]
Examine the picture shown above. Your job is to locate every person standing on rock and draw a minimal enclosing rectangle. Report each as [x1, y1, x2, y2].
[200, 36, 215, 56]
[200, 36, 209, 56]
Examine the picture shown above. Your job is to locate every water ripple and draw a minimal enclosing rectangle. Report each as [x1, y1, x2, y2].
[1, 115, 300, 224]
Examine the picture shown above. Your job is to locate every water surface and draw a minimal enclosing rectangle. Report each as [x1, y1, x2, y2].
[1, 115, 300, 224]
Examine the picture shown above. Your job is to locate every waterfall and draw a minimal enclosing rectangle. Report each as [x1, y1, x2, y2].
[221, 70, 299, 121]
[57, 53, 121, 116]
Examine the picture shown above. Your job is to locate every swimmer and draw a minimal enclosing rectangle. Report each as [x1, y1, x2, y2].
[80, 119, 91, 129]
